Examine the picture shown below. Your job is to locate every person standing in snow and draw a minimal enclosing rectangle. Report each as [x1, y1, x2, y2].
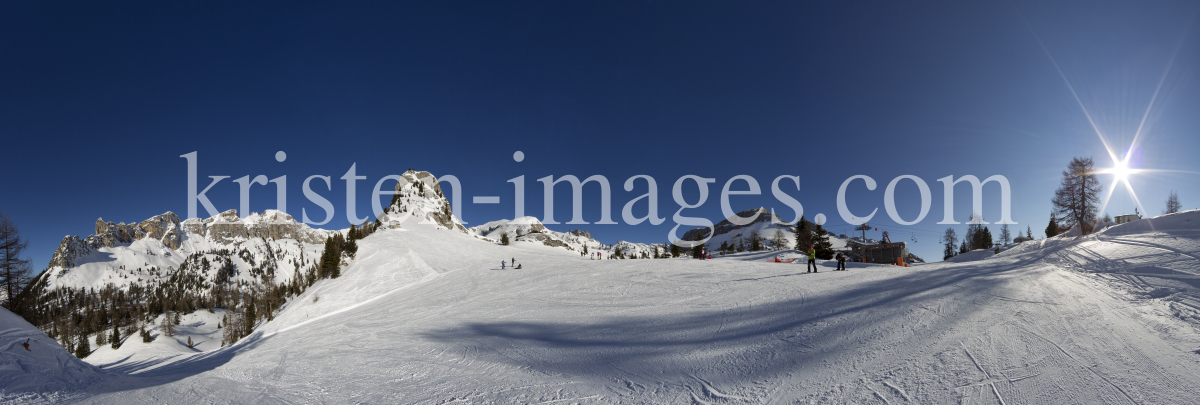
[511, 257, 515, 266]
[501, 261, 506, 270]
[806, 245, 818, 273]
[836, 252, 846, 271]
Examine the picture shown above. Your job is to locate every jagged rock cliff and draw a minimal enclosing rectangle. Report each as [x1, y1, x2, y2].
[46, 236, 92, 269]
[94, 212, 183, 249]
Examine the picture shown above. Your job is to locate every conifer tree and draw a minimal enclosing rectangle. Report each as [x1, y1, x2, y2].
[1045, 212, 1058, 238]
[244, 297, 256, 336]
[813, 223, 835, 260]
[75, 334, 90, 359]
[344, 237, 358, 258]
[0, 212, 32, 310]
[943, 228, 958, 260]
[111, 325, 121, 349]
[793, 216, 814, 252]
[670, 243, 681, 258]
[500, 232, 510, 246]
[1026, 226, 1033, 240]
[187, 336, 194, 348]
[1051, 157, 1102, 234]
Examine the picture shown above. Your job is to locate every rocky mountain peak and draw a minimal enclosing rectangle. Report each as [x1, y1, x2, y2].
[681, 207, 784, 241]
[383, 170, 466, 232]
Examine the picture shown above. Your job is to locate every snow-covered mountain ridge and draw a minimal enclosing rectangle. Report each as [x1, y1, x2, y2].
[466, 216, 668, 257]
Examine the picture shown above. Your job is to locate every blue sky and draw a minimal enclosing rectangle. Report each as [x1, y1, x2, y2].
[2, 1, 1198, 270]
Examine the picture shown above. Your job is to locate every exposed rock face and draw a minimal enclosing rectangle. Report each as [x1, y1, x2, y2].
[681, 208, 783, 241]
[512, 232, 572, 250]
[246, 211, 329, 243]
[567, 229, 592, 239]
[47, 236, 92, 269]
[139, 212, 183, 249]
[202, 210, 251, 244]
[385, 170, 467, 233]
[95, 218, 138, 247]
[182, 209, 329, 244]
[93, 212, 183, 249]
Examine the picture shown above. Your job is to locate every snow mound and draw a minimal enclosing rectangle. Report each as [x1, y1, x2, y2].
[1098, 209, 1200, 236]
[945, 249, 996, 263]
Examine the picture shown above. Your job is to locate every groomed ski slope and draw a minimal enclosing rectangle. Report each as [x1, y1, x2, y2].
[8, 213, 1200, 404]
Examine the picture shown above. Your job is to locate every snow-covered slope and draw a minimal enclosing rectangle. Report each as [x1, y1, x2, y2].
[17, 169, 473, 375]
[0, 307, 106, 403]
[5, 210, 1195, 403]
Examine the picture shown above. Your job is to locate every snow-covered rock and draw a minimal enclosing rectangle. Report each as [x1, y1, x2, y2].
[380, 169, 466, 232]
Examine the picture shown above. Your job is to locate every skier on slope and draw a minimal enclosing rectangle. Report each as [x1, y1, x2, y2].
[836, 252, 847, 271]
[806, 245, 818, 273]
[501, 260, 506, 270]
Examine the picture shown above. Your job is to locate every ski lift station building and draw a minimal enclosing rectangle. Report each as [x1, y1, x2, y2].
[856, 242, 909, 264]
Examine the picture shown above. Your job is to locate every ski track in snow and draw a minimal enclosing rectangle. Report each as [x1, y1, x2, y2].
[5, 212, 1200, 404]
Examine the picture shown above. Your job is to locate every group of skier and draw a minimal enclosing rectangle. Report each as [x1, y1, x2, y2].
[803, 245, 849, 273]
[500, 257, 522, 270]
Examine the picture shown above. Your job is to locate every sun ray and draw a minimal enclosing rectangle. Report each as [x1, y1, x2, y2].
[1096, 177, 1122, 221]
[1131, 9, 1195, 163]
[1121, 178, 1147, 218]
[1023, 20, 1120, 164]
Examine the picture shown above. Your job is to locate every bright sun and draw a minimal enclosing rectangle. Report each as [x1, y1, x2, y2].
[1109, 162, 1133, 181]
